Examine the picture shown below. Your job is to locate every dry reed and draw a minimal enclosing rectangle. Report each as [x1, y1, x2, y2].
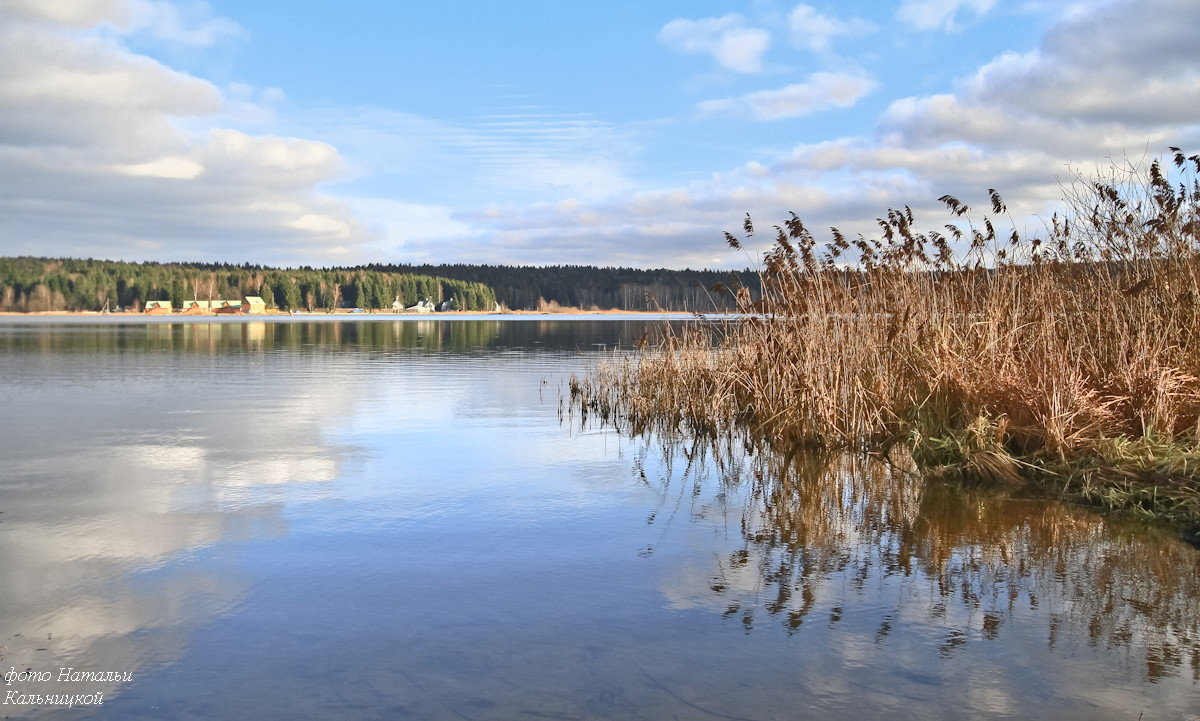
[572, 150, 1200, 524]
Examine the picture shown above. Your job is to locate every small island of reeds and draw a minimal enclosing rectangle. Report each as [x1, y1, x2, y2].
[572, 149, 1200, 533]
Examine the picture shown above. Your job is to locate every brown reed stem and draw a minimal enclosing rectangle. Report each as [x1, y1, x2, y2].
[572, 149, 1200, 524]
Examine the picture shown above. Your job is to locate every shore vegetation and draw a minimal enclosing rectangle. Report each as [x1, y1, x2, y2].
[572, 149, 1200, 527]
[0, 258, 497, 313]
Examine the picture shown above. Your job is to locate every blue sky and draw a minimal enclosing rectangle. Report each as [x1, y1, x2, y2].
[1, 0, 1198, 267]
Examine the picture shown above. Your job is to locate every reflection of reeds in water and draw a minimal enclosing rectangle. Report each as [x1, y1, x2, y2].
[641, 438, 1200, 681]
[572, 152, 1200, 523]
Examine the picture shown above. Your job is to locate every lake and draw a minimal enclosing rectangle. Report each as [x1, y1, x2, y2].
[1, 318, 1197, 720]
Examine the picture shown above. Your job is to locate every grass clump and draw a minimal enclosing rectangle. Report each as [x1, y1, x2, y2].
[572, 149, 1200, 526]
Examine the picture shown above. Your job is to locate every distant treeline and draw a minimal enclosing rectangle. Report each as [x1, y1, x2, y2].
[0, 257, 497, 312]
[0, 257, 761, 312]
[363, 263, 762, 311]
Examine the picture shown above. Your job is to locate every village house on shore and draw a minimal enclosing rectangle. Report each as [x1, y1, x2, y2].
[145, 294, 478, 315]
[161, 296, 268, 315]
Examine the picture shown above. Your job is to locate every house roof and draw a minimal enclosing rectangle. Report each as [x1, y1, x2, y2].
[183, 300, 212, 308]
[145, 300, 171, 308]
[245, 296, 266, 305]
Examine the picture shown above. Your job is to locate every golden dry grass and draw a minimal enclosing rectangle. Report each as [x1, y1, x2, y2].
[572, 151, 1200, 523]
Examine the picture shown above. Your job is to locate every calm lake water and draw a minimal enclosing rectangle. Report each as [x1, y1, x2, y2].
[1, 319, 1197, 720]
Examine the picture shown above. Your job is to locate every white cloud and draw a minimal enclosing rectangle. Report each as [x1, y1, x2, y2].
[957, 0, 1200, 126]
[282, 107, 637, 204]
[117, 155, 205, 179]
[658, 14, 771, 73]
[698, 72, 877, 120]
[897, 0, 997, 30]
[788, 4, 877, 52]
[409, 0, 1200, 268]
[122, 0, 245, 46]
[0, 1, 366, 265]
[0, 0, 245, 43]
[0, 0, 126, 27]
[3, 0, 1196, 270]
[347, 198, 478, 261]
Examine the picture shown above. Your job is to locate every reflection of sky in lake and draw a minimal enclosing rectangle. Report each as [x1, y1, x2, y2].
[0, 320, 1196, 720]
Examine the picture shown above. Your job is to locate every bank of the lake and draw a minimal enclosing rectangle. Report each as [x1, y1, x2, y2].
[0, 310, 699, 324]
[573, 160, 1200, 532]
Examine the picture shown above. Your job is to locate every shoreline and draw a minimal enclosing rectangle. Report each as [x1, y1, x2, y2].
[0, 310, 707, 324]
[0, 308, 698, 316]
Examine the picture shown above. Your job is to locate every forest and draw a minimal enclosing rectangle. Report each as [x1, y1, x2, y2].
[365, 263, 762, 311]
[0, 257, 759, 312]
[0, 257, 497, 312]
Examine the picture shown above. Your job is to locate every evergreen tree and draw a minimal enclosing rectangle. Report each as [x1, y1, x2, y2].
[282, 280, 302, 310]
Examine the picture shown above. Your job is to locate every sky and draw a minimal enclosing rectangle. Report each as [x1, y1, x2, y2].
[1, 0, 1198, 269]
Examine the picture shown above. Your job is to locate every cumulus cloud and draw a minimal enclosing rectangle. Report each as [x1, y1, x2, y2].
[0, 0, 364, 264]
[122, 0, 245, 46]
[896, 0, 997, 31]
[698, 72, 877, 120]
[1, 0, 244, 43]
[412, 0, 1200, 268]
[0, 0, 126, 27]
[788, 4, 877, 53]
[959, 0, 1200, 126]
[873, 0, 1200, 164]
[658, 14, 771, 73]
[4, 0, 1197, 270]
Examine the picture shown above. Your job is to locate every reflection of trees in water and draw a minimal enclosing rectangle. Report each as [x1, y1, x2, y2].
[0, 319, 678, 356]
[639, 440, 1200, 682]
[0, 321, 508, 354]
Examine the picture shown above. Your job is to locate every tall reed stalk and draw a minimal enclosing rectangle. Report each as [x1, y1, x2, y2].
[573, 150, 1200, 523]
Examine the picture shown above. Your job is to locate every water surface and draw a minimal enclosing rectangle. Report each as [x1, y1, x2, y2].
[0, 320, 1196, 720]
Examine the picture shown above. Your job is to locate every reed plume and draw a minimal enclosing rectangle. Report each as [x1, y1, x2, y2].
[572, 150, 1200, 523]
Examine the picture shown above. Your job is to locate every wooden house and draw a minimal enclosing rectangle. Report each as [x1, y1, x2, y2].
[144, 300, 172, 315]
[244, 296, 267, 314]
[213, 300, 245, 315]
[180, 300, 214, 315]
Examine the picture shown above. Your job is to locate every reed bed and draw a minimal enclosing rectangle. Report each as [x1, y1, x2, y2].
[572, 150, 1200, 525]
